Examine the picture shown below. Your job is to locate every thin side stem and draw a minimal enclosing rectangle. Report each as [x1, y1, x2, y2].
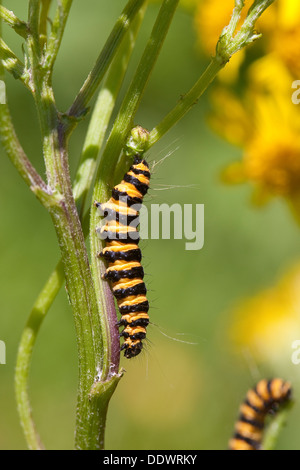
[148, 58, 223, 147]
[39, 0, 52, 48]
[28, 0, 41, 58]
[67, 0, 147, 120]
[0, 38, 31, 88]
[0, 5, 27, 37]
[262, 402, 294, 450]
[44, 0, 73, 73]
[15, 260, 65, 450]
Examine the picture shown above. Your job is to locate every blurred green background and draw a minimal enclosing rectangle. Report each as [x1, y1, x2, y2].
[1, 0, 300, 450]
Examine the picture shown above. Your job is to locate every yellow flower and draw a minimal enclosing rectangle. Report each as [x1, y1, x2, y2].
[210, 56, 300, 202]
[228, 263, 300, 365]
[193, 0, 277, 81]
[194, 0, 251, 56]
[193, 0, 300, 81]
[268, 0, 300, 77]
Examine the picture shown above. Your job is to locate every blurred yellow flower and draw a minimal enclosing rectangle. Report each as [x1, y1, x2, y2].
[228, 264, 300, 365]
[268, 0, 300, 77]
[194, 0, 254, 82]
[210, 56, 300, 203]
[193, 0, 300, 81]
[194, 0, 253, 56]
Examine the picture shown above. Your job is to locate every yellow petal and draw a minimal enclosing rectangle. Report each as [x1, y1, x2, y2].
[228, 263, 300, 364]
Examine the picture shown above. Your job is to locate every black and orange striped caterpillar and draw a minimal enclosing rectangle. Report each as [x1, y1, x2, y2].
[95, 154, 150, 358]
[229, 378, 292, 450]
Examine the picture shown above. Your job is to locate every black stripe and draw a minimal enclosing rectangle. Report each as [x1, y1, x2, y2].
[118, 316, 149, 327]
[233, 433, 261, 450]
[244, 399, 262, 415]
[123, 173, 149, 196]
[113, 281, 146, 299]
[120, 330, 146, 340]
[104, 265, 144, 282]
[101, 248, 142, 263]
[122, 341, 143, 358]
[101, 207, 139, 225]
[131, 166, 150, 179]
[239, 416, 264, 430]
[100, 228, 140, 243]
[117, 213, 139, 226]
[133, 155, 149, 168]
[282, 387, 292, 402]
[267, 380, 274, 400]
[267, 379, 289, 404]
[255, 385, 270, 408]
[112, 188, 143, 207]
[119, 300, 149, 314]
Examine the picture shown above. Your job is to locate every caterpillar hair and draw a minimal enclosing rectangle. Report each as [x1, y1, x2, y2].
[95, 154, 150, 358]
[229, 378, 292, 450]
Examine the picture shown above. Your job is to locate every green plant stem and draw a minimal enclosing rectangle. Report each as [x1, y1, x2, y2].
[44, 0, 73, 73]
[0, 38, 31, 87]
[50, 201, 105, 450]
[39, 0, 52, 48]
[67, 0, 147, 120]
[0, 5, 27, 37]
[28, 0, 41, 57]
[26, 2, 109, 449]
[262, 402, 294, 450]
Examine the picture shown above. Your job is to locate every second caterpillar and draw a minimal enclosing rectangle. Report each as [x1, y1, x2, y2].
[95, 154, 150, 358]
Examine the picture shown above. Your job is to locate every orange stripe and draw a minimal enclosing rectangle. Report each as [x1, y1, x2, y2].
[235, 421, 262, 441]
[229, 438, 256, 451]
[256, 379, 270, 402]
[247, 389, 265, 410]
